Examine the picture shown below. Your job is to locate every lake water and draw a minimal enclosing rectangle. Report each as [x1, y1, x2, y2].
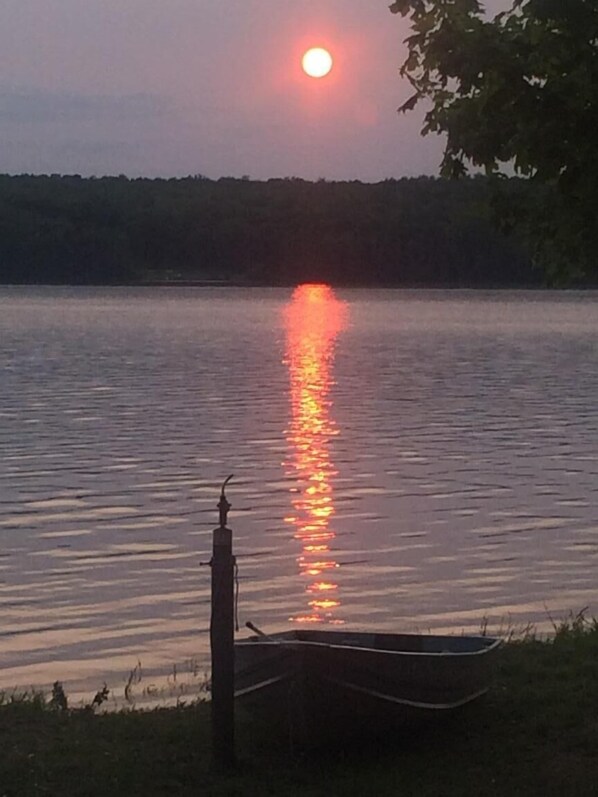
[1, 286, 597, 705]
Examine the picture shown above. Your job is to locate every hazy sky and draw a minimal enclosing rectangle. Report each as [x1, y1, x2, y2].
[0, 1, 507, 181]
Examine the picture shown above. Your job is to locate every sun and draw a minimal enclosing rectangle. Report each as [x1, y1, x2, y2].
[302, 47, 333, 79]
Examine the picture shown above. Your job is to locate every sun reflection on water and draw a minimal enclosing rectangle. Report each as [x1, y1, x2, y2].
[283, 284, 348, 624]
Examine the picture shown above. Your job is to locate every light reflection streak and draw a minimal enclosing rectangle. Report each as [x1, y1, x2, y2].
[283, 284, 348, 624]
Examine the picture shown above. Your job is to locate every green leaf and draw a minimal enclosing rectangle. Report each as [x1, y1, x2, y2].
[398, 93, 421, 113]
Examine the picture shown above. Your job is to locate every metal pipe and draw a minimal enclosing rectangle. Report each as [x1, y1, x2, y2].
[210, 476, 235, 772]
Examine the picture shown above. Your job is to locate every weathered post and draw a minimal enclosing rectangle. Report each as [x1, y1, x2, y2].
[210, 475, 236, 772]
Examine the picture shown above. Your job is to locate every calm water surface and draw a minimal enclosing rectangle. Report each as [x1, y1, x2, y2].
[1, 286, 597, 703]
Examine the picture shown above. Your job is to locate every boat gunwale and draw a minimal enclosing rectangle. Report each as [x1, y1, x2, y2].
[235, 634, 503, 658]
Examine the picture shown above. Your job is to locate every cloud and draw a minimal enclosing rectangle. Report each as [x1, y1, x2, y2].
[0, 87, 172, 126]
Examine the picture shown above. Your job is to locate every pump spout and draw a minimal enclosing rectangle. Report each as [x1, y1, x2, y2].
[217, 474, 234, 529]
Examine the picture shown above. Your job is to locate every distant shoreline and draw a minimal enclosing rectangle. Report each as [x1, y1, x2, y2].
[0, 173, 547, 288]
[2, 281, 596, 291]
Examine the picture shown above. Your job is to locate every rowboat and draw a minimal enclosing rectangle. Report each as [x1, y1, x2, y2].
[235, 628, 501, 740]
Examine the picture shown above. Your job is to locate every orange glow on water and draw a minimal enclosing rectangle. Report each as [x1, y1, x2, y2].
[309, 598, 340, 611]
[308, 581, 338, 592]
[283, 283, 348, 623]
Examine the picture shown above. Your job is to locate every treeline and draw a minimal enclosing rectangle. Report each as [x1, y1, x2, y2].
[0, 173, 544, 286]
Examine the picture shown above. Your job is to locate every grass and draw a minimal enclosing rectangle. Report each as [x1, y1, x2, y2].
[1, 614, 598, 796]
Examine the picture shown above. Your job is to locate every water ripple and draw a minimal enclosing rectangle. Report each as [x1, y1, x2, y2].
[0, 286, 597, 700]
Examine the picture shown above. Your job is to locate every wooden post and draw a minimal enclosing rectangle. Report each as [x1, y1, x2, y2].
[210, 477, 235, 772]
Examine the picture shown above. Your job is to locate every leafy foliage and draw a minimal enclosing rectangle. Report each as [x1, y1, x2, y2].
[391, 0, 598, 280]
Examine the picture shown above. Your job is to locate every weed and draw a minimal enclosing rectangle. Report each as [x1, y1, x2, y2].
[49, 681, 67, 711]
[89, 684, 110, 710]
[124, 660, 142, 703]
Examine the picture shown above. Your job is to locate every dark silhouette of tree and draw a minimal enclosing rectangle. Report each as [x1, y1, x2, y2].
[0, 173, 546, 287]
[391, 0, 598, 281]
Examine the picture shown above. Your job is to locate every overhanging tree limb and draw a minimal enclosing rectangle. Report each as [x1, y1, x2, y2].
[392, 0, 598, 280]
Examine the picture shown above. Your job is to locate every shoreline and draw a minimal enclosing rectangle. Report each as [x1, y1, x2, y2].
[2, 281, 598, 290]
[2, 622, 597, 796]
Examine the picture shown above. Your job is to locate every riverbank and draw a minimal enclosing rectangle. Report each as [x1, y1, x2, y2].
[1, 617, 597, 796]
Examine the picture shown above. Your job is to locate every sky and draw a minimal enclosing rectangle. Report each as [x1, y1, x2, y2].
[0, 0, 507, 182]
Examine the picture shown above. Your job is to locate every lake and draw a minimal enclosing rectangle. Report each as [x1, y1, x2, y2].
[1, 285, 597, 705]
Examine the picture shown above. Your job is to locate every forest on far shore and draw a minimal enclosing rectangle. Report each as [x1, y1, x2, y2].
[0, 173, 570, 287]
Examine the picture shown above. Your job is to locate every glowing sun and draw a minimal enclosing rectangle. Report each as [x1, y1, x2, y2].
[302, 47, 333, 79]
